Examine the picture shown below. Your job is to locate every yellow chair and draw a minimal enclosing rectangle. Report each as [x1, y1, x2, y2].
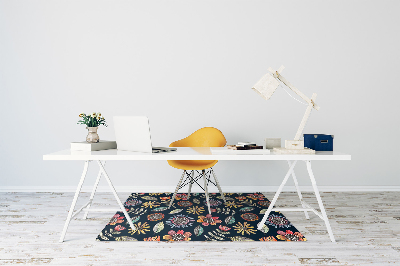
[168, 127, 227, 214]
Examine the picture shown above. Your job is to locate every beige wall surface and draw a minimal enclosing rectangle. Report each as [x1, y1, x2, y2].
[1, 0, 399, 188]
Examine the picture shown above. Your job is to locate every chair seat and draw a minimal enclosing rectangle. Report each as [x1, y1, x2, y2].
[167, 160, 218, 170]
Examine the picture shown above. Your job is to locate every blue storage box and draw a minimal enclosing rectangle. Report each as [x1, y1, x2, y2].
[304, 134, 334, 151]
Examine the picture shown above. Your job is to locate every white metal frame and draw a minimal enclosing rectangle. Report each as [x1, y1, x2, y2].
[59, 160, 136, 243]
[44, 148, 350, 242]
[257, 160, 335, 242]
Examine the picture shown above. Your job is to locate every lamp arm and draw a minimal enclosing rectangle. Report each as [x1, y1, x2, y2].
[294, 93, 317, 140]
[273, 72, 320, 111]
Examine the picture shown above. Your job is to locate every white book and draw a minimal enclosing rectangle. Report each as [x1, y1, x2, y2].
[70, 140, 117, 151]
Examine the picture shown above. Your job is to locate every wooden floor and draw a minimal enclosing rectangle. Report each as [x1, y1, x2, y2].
[0, 191, 399, 265]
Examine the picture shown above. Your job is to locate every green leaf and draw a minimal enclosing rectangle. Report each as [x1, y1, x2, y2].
[169, 209, 183, 214]
[153, 221, 164, 234]
[225, 216, 235, 225]
[194, 225, 204, 236]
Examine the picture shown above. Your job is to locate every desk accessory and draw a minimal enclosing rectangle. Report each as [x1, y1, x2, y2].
[304, 134, 334, 151]
[252, 66, 318, 154]
[265, 138, 281, 149]
[70, 140, 117, 151]
[77, 112, 107, 143]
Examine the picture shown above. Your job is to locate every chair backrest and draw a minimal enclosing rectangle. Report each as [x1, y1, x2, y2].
[169, 127, 226, 148]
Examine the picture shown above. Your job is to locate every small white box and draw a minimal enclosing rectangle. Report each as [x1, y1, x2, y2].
[265, 138, 281, 149]
[285, 140, 304, 150]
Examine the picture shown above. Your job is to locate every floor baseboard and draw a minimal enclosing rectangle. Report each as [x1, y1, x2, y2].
[1, 186, 399, 192]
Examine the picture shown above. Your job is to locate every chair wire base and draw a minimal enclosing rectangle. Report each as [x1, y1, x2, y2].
[169, 167, 225, 214]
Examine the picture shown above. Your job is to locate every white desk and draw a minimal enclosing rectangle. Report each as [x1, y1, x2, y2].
[43, 147, 351, 242]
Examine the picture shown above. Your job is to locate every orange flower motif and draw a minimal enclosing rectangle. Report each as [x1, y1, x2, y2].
[197, 214, 222, 226]
[143, 236, 161, 241]
[259, 236, 277, 241]
[276, 230, 306, 241]
[235, 196, 247, 201]
[247, 193, 265, 201]
[160, 197, 171, 201]
[163, 230, 191, 241]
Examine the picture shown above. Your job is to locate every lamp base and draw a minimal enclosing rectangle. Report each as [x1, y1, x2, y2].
[273, 147, 315, 154]
[285, 140, 304, 149]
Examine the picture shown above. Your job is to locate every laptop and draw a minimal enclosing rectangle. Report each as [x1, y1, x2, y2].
[113, 116, 177, 153]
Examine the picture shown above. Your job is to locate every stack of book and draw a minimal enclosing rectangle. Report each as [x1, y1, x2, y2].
[211, 142, 270, 155]
[227, 142, 263, 150]
[70, 140, 117, 151]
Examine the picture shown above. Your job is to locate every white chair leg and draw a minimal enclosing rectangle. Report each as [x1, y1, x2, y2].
[188, 171, 193, 199]
[169, 170, 186, 209]
[211, 168, 226, 203]
[306, 160, 336, 242]
[203, 170, 212, 215]
[83, 160, 105, 219]
[287, 160, 309, 220]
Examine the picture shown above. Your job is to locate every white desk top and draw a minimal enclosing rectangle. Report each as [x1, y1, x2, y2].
[43, 147, 351, 161]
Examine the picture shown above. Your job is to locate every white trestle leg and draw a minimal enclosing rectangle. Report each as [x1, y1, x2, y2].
[211, 168, 226, 203]
[288, 160, 309, 220]
[203, 170, 212, 214]
[96, 161, 136, 232]
[257, 160, 297, 230]
[83, 161, 106, 219]
[306, 160, 336, 242]
[169, 170, 186, 209]
[59, 160, 90, 242]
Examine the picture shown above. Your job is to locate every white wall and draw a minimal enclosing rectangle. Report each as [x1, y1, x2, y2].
[1, 0, 399, 190]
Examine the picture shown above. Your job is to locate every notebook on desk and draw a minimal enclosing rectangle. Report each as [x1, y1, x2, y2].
[113, 116, 176, 153]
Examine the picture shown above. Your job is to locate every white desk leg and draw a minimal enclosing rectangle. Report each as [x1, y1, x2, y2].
[97, 160, 136, 232]
[288, 160, 310, 220]
[188, 171, 193, 199]
[306, 160, 336, 242]
[258, 160, 297, 230]
[211, 168, 226, 203]
[59, 160, 89, 242]
[83, 160, 106, 219]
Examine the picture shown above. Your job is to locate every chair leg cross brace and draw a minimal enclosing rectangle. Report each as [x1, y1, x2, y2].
[59, 160, 136, 243]
[257, 160, 336, 242]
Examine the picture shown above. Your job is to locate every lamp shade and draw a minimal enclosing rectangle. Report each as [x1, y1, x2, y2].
[251, 73, 280, 101]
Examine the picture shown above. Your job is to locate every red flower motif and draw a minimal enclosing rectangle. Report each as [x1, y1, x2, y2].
[114, 225, 126, 231]
[108, 214, 124, 225]
[276, 230, 306, 241]
[175, 193, 189, 200]
[219, 225, 231, 231]
[197, 214, 222, 226]
[163, 230, 192, 241]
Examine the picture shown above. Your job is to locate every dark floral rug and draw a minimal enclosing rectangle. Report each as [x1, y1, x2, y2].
[96, 192, 306, 242]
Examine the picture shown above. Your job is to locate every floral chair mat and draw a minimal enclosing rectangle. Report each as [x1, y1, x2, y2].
[97, 192, 306, 242]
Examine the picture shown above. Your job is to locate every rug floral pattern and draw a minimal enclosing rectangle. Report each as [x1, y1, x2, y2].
[97, 192, 306, 242]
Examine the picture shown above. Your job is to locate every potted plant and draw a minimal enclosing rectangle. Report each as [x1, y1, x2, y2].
[77, 112, 107, 143]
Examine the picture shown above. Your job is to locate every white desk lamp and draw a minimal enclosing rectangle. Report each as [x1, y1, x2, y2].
[252, 66, 319, 154]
